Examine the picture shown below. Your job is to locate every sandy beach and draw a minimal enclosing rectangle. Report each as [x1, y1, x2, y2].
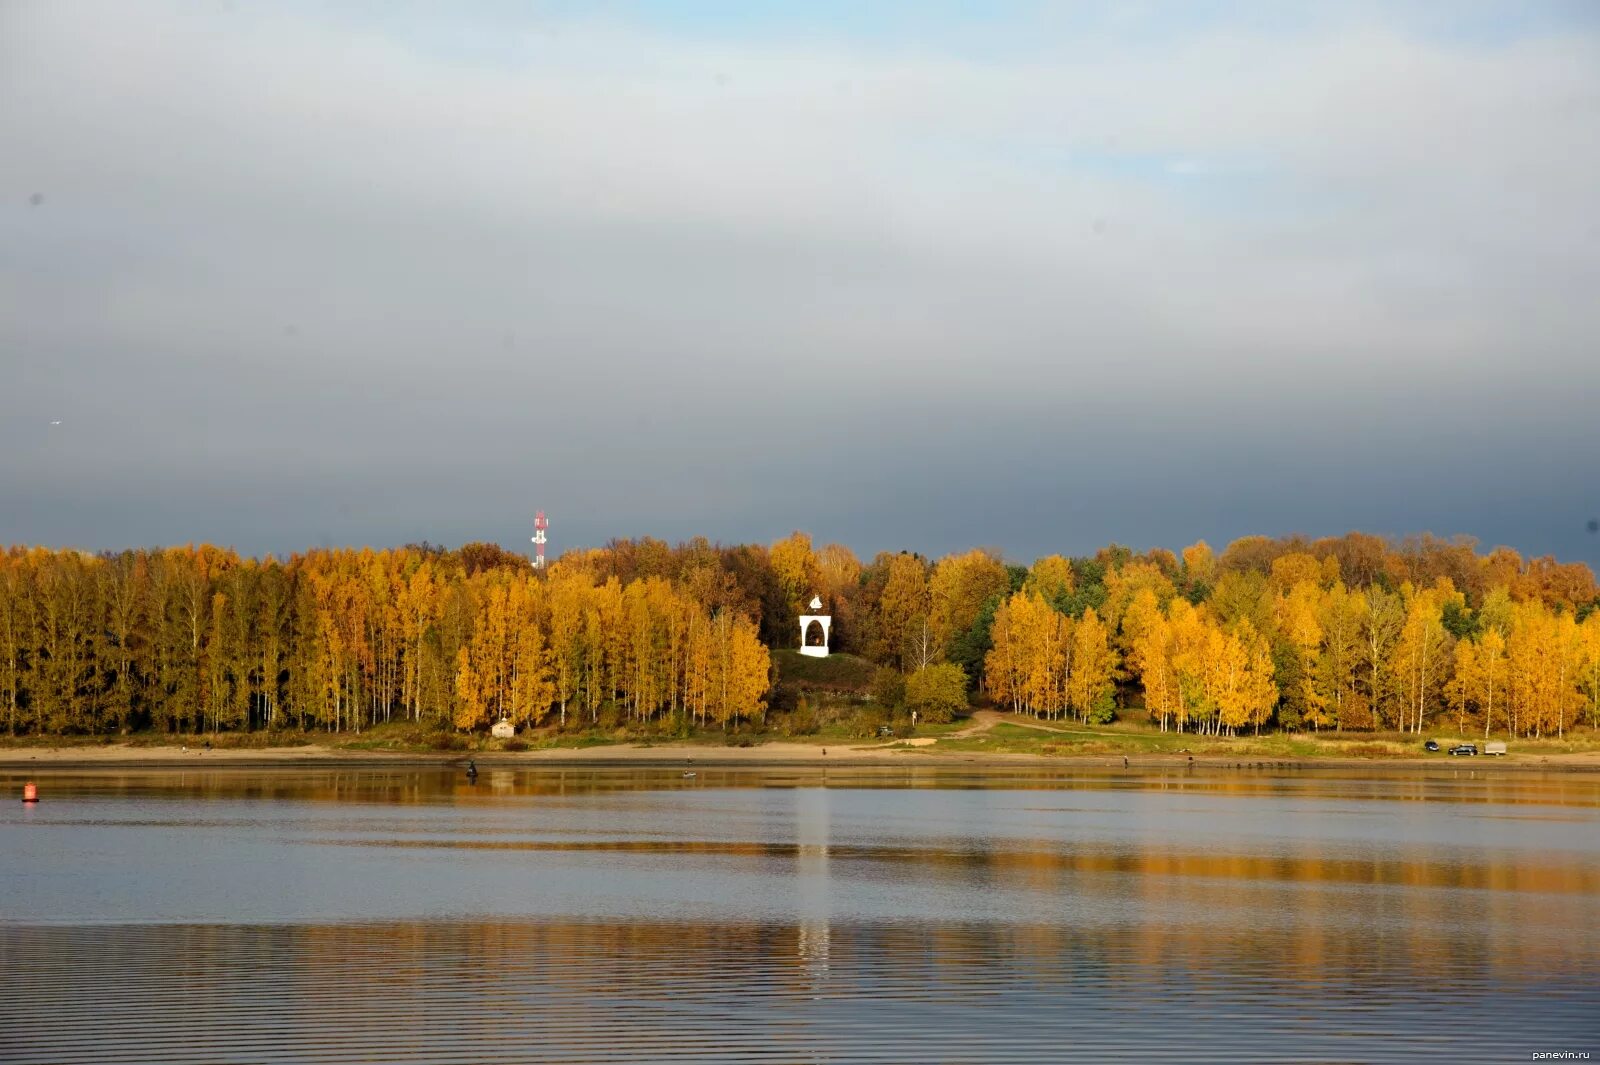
[3, 740, 1597, 771]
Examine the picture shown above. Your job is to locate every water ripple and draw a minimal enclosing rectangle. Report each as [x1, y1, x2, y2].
[3, 920, 1594, 1064]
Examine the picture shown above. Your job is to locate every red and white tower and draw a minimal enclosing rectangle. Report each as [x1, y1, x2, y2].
[531, 510, 548, 569]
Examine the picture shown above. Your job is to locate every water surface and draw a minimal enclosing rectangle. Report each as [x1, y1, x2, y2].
[3, 766, 1596, 1062]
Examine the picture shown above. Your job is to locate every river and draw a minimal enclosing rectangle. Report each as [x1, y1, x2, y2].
[2, 765, 1596, 1063]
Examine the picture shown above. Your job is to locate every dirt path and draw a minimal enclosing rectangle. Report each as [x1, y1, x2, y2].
[949, 710, 1005, 738]
[950, 710, 1111, 740]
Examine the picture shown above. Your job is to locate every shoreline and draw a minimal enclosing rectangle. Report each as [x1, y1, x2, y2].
[2, 742, 1597, 772]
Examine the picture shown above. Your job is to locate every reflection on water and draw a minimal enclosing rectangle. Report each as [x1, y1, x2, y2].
[2, 767, 1597, 1063]
[5, 918, 1594, 1065]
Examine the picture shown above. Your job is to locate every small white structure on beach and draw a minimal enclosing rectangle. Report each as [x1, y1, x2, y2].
[491, 719, 516, 740]
[799, 595, 831, 658]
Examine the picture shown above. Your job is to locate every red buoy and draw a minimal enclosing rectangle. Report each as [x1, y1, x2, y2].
[22, 781, 38, 803]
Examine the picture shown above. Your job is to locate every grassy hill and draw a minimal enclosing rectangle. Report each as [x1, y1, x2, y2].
[771, 649, 876, 693]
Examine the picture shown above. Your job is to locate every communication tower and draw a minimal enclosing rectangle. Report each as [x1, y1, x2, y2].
[531, 510, 548, 569]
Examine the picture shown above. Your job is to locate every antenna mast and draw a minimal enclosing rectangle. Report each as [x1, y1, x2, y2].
[532, 510, 548, 569]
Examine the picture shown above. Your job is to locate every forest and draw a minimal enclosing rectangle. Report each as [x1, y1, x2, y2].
[1, 531, 1597, 740]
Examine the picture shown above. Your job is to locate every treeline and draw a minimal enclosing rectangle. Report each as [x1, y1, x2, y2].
[0, 542, 769, 736]
[940, 539, 1597, 738]
[1115, 551, 1600, 737]
[1, 530, 1598, 738]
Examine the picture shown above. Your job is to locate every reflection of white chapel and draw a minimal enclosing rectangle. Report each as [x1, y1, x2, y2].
[799, 595, 831, 658]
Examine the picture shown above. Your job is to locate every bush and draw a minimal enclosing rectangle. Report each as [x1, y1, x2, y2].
[429, 731, 469, 751]
[787, 697, 820, 736]
[1084, 690, 1117, 725]
[849, 706, 888, 739]
[905, 663, 969, 724]
[870, 667, 906, 709]
[502, 737, 530, 752]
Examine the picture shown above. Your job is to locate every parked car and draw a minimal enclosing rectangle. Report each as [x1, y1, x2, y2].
[1424, 739, 1440, 752]
[1448, 743, 1478, 756]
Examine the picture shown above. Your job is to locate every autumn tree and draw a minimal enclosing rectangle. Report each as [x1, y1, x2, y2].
[770, 531, 821, 619]
[1067, 608, 1117, 723]
[905, 662, 968, 723]
[1361, 587, 1404, 729]
[928, 550, 1009, 658]
[1025, 555, 1075, 606]
[873, 553, 929, 671]
[1393, 582, 1457, 734]
[1180, 540, 1215, 599]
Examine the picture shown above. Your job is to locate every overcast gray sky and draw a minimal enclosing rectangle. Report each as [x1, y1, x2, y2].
[3, 1, 1598, 565]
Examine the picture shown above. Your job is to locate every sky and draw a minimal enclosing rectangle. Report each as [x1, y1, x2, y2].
[2, 1, 1598, 566]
